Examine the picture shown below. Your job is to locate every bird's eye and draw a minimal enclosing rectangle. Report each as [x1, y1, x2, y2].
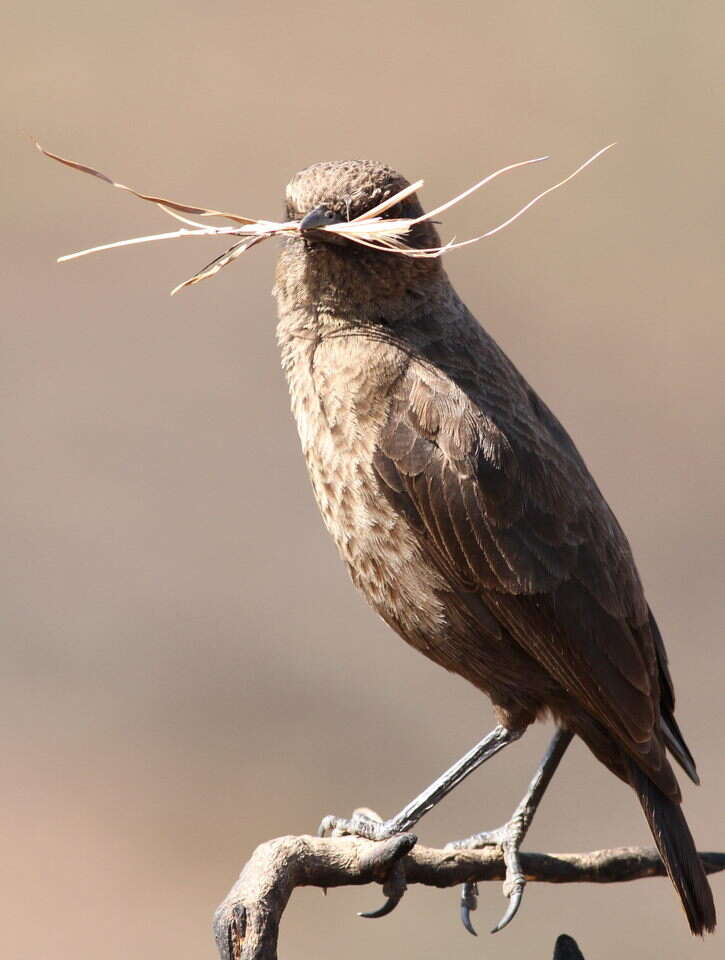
[323, 209, 335, 220]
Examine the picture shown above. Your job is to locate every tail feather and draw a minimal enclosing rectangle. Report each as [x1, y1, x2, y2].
[629, 760, 716, 935]
[661, 715, 700, 785]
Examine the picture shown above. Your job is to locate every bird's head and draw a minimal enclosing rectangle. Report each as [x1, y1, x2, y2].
[278, 159, 444, 313]
[285, 160, 421, 230]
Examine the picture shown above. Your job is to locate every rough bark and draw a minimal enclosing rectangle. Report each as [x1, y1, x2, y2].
[213, 834, 724, 960]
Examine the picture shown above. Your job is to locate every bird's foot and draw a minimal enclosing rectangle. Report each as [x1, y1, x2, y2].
[318, 806, 404, 842]
[318, 808, 416, 919]
[445, 816, 526, 935]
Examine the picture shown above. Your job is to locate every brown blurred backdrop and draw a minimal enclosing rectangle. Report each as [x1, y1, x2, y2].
[3, 2, 724, 958]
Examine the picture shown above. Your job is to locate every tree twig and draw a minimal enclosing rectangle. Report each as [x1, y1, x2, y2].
[213, 834, 724, 960]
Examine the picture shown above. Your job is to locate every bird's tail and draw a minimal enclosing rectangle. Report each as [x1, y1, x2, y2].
[629, 760, 716, 935]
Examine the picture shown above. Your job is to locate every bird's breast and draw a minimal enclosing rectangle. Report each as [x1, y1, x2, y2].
[277, 324, 448, 634]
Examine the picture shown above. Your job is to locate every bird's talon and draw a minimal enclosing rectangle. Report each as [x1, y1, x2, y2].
[359, 856, 407, 919]
[461, 903, 477, 936]
[460, 881, 478, 936]
[358, 893, 403, 919]
[448, 821, 526, 933]
[446, 823, 508, 850]
[317, 810, 397, 840]
[490, 885, 524, 934]
[318, 814, 353, 838]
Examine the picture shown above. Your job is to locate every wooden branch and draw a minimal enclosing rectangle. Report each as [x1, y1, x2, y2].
[213, 834, 724, 960]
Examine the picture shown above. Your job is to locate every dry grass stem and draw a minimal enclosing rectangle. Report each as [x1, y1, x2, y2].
[38, 141, 615, 293]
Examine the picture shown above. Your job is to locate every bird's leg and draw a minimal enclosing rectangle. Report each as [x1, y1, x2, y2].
[319, 724, 524, 840]
[446, 727, 574, 935]
[318, 725, 524, 917]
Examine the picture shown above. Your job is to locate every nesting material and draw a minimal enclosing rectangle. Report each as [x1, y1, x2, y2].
[37, 142, 615, 295]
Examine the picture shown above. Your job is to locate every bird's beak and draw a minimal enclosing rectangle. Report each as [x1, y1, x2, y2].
[299, 205, 348, 246]
[299, 205, 339, 231]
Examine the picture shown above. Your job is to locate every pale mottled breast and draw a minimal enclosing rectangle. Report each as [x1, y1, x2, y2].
[276, 323, 448, 632]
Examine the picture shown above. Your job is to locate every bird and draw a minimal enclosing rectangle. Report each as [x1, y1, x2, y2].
[272, 158, 716, 936]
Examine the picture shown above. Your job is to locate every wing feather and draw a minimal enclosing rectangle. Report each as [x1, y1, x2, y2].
[373, 361, 677, 791]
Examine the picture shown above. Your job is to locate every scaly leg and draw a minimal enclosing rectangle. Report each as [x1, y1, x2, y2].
[318, 724, 525, 917]
[319, 724, 524, 840]
[446, 727, 574, 935]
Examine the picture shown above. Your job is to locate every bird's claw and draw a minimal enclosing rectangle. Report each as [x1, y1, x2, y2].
[490, 882, 523, 933]
[358, 893, 403, 919]
[447, 817, 527, 935]
[318, 813, 349, 838]
[359, 862, 408, 919]
[460, 881, 478, 935]
[318, 809, 413, 919]
[445, 824, 508, 850]
[318, 807, 398, 841]
[491, 831, 526, 933]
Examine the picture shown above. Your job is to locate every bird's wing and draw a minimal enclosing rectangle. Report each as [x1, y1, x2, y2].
[373, 359, 675, 791]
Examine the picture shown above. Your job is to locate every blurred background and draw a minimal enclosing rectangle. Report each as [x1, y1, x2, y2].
[3, 2, 724, 958]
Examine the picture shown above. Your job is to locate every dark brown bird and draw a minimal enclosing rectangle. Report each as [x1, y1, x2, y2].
[273, 159, 716, 935]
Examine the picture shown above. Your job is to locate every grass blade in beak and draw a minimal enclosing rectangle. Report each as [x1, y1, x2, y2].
[57, 226, 240, 263]
[36, 141, 257, 225]
[351, 179, 425, 221]
[170, 234, 269, 296]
